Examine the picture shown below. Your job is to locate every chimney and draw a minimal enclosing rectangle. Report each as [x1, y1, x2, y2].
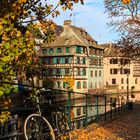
[64, 20, 72, 26]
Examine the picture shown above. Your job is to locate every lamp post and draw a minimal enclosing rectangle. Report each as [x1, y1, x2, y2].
[126, 72, 130, 102]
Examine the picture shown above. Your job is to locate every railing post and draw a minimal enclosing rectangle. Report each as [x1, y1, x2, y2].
[85, 94, 89, 127]
[121, 97, 123, 115]
[104, 96, 107, 121]
[110, 97, 112, 119]
[118, 98, 120, 115]
[114, 98, 117, 117]
[96, 96, 99, 123]
[67, 91, 71, 128]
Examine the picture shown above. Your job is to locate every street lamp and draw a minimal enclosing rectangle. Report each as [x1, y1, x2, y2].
[126, 72, 130, 102]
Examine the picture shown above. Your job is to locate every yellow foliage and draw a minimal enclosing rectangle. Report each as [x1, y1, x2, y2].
[64, 76, 74, 90]
[0, 111, 11, 124]
[121, 0, 131, 4]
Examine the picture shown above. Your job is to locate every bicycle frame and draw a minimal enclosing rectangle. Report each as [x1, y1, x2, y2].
[36, 96, 42, 116]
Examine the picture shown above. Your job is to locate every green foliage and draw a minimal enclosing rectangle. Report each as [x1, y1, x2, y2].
[0, 0, 82, 122]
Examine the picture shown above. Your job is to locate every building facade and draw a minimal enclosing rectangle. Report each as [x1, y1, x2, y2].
[39, 20, 104, 128]
[39, 20, 104, 93]
[103, 43, 140, 93]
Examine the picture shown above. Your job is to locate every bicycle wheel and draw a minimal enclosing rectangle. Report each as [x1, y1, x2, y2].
[55, 112, 71, 140]
[24, 113, 55, 140]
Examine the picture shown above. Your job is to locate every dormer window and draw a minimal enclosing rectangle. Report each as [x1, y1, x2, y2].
[66, 47, 69, 53]
[42, 48, 47, 54]
[76, 46, 83, 54]
[56, 48, 62, 53]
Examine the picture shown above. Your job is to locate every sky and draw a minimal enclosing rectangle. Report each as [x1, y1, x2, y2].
[52, 0, 119, 44]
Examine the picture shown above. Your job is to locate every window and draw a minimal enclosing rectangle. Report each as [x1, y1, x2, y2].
[56, 69, 61, 75]
[95, 70, 97, 77]
[110, 58, 118, 64]
[121, 78, 124, 84]
[65, 57, 69, 63]
[65, 69, 70, 75]
[77, 121, 81, 129]
[95, 59, 98, 66]
[99, 50, 103, 56]
[99, 59, 102, 66]
[124, 69, 130, 74]
[83, 81, 87, 89]
[120, 59, 130, 65]
[49, 69, 53, 76]
[94, 49, 97, 55]
[42, 49, 47, 54]
[42, 58, 46, 64]
[135, 78, 138, 84]
[56, 48, 62, 53]
[76, 46, 82, 54]
[77, 81, 81, 89]
[57, 58, 60, 64]
[83, 107, 86, 114]
[83, 47, 86, 53]
[112, 79, 116, 84]
[63, 82, 68, 88]
[77, 68, 80, 76]
[57, 81, 60, 88]
[66, 47, 70, 53]
[83, 57, 86, 64]
[49, 48, 54, 54]
[126, 78, 129, 84]
[76, 108, 81, 116]
[53, 69, 57, 75]
[110, 69, 118, 74]
[83, 69, 86, 76]
[99, 71, 101, 77]
[97, 50, 100, 55]
[77, 57, 80, 64]
[49, 58, 53, 64]
[53, 58, 57, 64]
[106, 81, 108, 85]
[91, 70, 93, 77]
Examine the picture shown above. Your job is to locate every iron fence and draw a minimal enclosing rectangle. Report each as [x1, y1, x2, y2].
[0, 82, 137, 139]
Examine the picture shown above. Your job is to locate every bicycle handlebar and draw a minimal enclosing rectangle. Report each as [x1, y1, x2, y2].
[36, 88, 56, 101]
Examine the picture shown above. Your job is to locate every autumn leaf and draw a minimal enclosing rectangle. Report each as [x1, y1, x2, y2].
[121, 0, 131, 4]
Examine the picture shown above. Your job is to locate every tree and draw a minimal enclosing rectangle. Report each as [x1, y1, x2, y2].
[0, 0, 83, 123]
[104, 0, 140, 59]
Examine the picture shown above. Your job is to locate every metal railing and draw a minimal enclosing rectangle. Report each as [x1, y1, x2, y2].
[0, 81, 136, 139]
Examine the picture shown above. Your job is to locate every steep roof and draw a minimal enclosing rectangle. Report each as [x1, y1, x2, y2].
[101, 43, 122, 57]
[70, 25, 103, 49]
[41, 35, 86, 47]
[41, 20, 103, 49]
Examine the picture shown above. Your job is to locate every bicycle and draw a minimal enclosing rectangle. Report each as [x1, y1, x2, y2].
[23, 88, 71, 140]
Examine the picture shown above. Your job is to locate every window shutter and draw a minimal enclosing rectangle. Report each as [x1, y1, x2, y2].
[83, 57, 86, 64]
[66, 47, 69, 53]
[76, 46, 79, 53]
[56, 48, 58, 53]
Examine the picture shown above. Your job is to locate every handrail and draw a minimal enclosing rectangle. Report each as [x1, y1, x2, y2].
[0, 81, 137, 139]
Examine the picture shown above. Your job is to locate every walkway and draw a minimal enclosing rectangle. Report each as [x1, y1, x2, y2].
[71, 102, 140, 140]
